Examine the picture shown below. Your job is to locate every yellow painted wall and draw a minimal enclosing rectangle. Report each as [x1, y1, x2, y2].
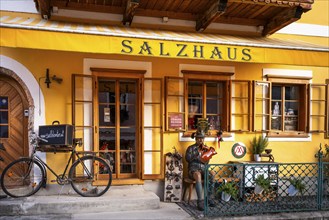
[299, 1, 329, 26]
[271, 1, 329, 47]
[1, 47, 329, 181]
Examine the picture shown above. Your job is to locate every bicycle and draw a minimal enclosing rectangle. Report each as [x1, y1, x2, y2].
[0, 132, 112, 197]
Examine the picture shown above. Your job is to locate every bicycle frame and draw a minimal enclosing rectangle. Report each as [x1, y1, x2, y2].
[1, 133, 112, 198]
[30, 145, 94, 185]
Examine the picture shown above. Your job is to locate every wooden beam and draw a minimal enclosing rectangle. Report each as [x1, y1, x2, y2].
[122, 0, 140, 26]
[196, 0, 228, 32]
[228, 0, 313, 9]
[35, 0, 51, 19]
[262, 6, 304, 36]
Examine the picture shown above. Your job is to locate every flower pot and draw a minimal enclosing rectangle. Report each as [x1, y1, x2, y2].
[254, 184, 264, 194]
[288, 185, 298, 196]
[221, 192, 231, 202]
[254, 154, 261, 162]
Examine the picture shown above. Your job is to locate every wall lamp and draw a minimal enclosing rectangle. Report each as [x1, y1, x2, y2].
[44, 68, 63, 88]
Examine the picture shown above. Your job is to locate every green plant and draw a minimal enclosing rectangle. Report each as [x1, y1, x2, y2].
[250, 135, 269, 155]
[216, 182, 239, 200]
[254, 174, 270, 191]
[288, 178, 306, 194]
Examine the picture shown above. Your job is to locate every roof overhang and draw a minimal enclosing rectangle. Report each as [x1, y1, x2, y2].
[33, 0, 314, 36]
[0, 13, 328, 67]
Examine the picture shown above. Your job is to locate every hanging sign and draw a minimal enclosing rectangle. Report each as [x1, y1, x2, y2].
[169, 113, 183, 129]
[231, 142, 247, 159]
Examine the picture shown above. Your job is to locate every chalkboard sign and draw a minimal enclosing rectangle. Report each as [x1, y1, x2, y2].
[39, 124, 74, 146]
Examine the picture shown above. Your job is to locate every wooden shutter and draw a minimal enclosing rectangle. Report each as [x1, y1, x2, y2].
[142, 78, 163, 179]
[252, 81, 271, 132]
[229, 80, 251, 132]
[165, 77, 185, 132]
[308, 83, 328, 133]
[72, 74, 95, 152]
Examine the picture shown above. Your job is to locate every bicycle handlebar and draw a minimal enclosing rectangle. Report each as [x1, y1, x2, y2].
[30, 132, 48, 145]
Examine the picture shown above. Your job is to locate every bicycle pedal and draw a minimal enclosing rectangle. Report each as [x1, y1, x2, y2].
[50, 180, 57, 183]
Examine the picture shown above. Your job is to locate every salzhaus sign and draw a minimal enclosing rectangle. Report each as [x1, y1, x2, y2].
[115, 38, 254, 62]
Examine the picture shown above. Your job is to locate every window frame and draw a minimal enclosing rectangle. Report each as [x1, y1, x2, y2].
[165, 71, 250, 136]
[186, 78, 228, 135]
[267, 81, 308, 137]
[267, 82, 307, 136]
[258, 72, 328, 138]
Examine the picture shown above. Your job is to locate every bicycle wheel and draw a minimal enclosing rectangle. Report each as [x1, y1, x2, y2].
[0, 158, 45, 197]
[69, 155, 112, 197]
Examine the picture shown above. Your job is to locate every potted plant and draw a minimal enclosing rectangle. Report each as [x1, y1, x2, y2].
[250, 135, 269, 162]
[216, 181, 238, 202]
[254, 174, 270, 194]
[288, 178, 305, 196]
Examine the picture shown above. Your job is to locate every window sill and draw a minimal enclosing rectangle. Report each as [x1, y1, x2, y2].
[181, 131, 232, 138]
[267, 131, 309, 138]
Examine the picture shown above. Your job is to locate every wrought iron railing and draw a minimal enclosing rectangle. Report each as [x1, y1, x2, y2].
[203, 154, 329, 217]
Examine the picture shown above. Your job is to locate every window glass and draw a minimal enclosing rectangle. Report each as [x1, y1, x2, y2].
[0, 97, 8, 109]
[188, 81, 203, 130]
[0, 96, 9, 138]
[120, 81, 136, 126]
[285, 86, 299, 100]
[188, 80, 224, 131]
[272, 86, 281, 100]
[0, 111, 8, 124]
[0, 125, 8, 138]
[271, 85, 300, 132]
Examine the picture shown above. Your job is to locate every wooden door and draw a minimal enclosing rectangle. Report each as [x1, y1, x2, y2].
[0, 75, 28, 173]
[97, 78, 140, 180]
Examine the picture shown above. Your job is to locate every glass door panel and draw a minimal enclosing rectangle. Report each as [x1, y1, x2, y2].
[98, 78, 138, 179]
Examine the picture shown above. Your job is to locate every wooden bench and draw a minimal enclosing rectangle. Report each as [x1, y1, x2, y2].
[182, 177, 197, 204]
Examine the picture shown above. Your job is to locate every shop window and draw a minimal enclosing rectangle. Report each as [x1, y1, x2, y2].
[188, 80, 226, 132]
[165, 71, 250, 136]
[270, 84, 307, 133]
[0, 96, 9, 138]
[257, 70, 328, 137]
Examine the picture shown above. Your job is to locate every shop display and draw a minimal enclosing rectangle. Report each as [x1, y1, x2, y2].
[164, 147, 183, 202]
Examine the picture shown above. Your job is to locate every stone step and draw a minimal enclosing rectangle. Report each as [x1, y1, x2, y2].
[0, 185, 160, 216]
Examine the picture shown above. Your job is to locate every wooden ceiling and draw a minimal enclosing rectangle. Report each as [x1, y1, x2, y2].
[34, 0, 314, 36]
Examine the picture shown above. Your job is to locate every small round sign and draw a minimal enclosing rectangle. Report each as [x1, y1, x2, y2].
[232, 142, 247, 159]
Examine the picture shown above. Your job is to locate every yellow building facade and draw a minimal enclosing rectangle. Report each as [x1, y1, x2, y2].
[0, 1, 328, 191]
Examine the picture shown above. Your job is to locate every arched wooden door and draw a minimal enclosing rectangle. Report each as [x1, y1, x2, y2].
[0, 75, 29, 173]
